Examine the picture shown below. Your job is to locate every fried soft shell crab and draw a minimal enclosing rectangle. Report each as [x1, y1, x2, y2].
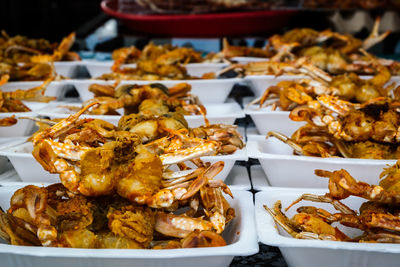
[0, 104, 237, 249]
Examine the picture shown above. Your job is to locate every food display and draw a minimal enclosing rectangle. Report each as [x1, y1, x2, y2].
[0, 76, 55, 112]
[0, 104, 238, 248]
[264, 162, 400, 242]
[249, 54, 390, 109]
[218, 18, 399, 77]
[264, 90, 400, 159]
[0, 74, 55, 130]
[73, 82, 206, 116]
[207, 38, 274, 60]
[0, 32, 79, 64]
[112, 43, 203, 65]
[97, 43, 217, 80]
[2, 7, 400, 266]
[0, 32, 78, 81]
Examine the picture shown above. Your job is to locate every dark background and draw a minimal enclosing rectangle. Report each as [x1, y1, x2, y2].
[0, 1, 397, 54]
[0, 0, 103, 42]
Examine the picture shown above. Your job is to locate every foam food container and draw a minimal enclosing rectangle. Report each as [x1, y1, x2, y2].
[70, 78, 241, 104]
[256, 188, 400, 267]
[0, 187, 258, 267]
[247, 135, 395, 188]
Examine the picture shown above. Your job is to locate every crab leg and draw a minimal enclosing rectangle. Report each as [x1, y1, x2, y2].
[155, 212, 213, 238]
[363, 17, 391, 50]
[160, 142, 218, 165]
[3, 76, 55, 103]
[33, 102, 97, 144]
[285, 193, 356, 215]
[18, 116, 56, 126]
[264, 201, 299, 238]
[267, 131, 304, 155]
[316, 169, 400, 204]
[162, 168, 205, 187]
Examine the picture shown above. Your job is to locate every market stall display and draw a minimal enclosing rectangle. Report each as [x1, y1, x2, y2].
[2, 4, 400, 266]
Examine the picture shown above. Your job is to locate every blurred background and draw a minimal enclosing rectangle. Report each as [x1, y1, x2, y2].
[1, 0, 399, 57]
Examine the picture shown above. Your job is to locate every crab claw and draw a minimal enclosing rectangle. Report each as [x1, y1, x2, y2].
[180, 161, 224, 200]
[363, 17, 391, 50]
[33, 102, 98, 144]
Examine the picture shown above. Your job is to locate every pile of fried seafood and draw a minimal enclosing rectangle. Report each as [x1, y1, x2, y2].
[0, 103, 244, 248]
[248, 49, 391, 110]
[0, 32, 78, 81]
[240, 47, 400, 160]
[218, 18, 399, 76]
[0, 74, 55, 127]
[265, 162, 400, 243]
[99, 43, 215, 81]
[266, 92, 400, 159]
[67, 82, 206, 117]
[0, 31, 79, 64]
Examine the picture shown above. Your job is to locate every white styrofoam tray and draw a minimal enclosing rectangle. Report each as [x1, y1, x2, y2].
[224, 165, 251, 191]
[70, 78, 242, 104]
[230, 57, 269, 64]
[83, 61, 229, 78]
[37, 102, 244, 128]
[0, 187, 257, 267]
[21, 101, 51, 111]
[0, 138, 27, 173]
[0, 165, 251, 190]
[0, 140, 247, 183]
[244, 74, 395, 98]
[244, 104, 305, 135]
[0, 112, 37, 137]
[256, 188, 400, 267]
[243, 126, 257, 142]
[0, 102, 52, 138]
[0, 169, 18, 184]
[244, 75, 306, 97]
[247, 135, 395, 188]
[250, 165, 270, 191]
[192, 148, 247, 182]
[54, 61, 81, 78]
[1, 81, 67, 100]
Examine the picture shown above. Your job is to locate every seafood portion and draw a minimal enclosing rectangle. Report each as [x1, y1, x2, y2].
[249, 53, 392, 111]
[0, 181, 233, 248]
[112, 43, 203, 65]
[99, 43, 208, 81]
[55, 83, 244, 155]
[0, 75, 55, 112]
[0, 105, 236, 249]
[0, 61, 57, 82]
[268, 19, 389, 61]
[267, 95, 400, 159]
[0, 31, 79, 64]
[218, 18, 396, 76]
[265, 162, 400, 243]
[99, 60, 191, 81]
[0, 32, 77, 81]
[78, 82, 206, 116]
[206, 38, 273, 61]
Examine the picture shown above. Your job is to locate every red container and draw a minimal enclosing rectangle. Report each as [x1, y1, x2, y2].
[101, 0, 297, 37]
